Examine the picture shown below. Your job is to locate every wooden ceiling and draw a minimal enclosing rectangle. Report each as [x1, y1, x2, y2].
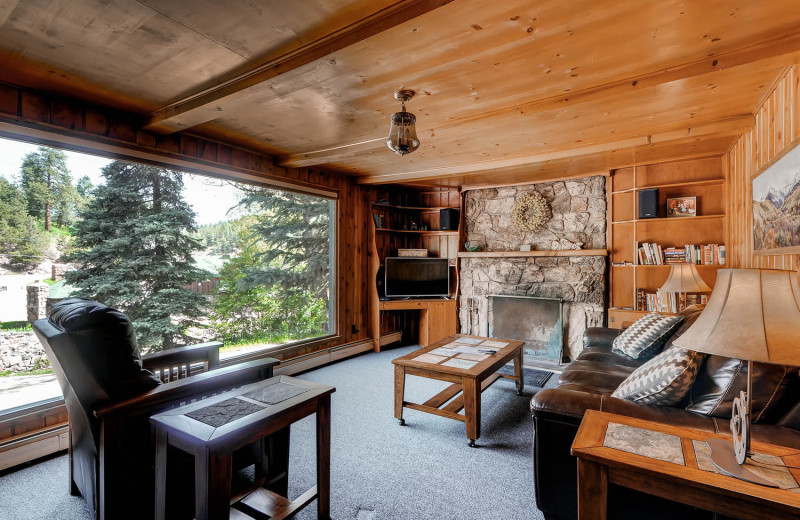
[1, 0, 799, 188]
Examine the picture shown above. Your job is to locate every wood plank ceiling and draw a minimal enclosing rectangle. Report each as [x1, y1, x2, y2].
[0, 0, 799, 188]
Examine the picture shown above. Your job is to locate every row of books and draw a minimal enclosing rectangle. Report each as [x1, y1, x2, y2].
[636, 289, 708, 313]
[637, 242, 726, 265]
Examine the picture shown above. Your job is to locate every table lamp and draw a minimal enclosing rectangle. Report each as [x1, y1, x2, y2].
[673, 268, 800, 486]
[659, 263, 712, 312]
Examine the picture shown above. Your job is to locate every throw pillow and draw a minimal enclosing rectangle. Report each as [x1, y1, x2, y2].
[611, 312, 684, 361]
[612, 346, 706, 405]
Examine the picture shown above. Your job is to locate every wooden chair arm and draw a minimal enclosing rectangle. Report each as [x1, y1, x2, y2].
[142, 341, 222, 373]
[95, 357, 279, 418]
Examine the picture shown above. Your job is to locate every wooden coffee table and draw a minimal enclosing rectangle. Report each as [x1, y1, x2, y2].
[392, 334, 525, 447]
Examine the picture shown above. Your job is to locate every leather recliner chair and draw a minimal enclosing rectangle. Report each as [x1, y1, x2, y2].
[33, 298, 285, 520]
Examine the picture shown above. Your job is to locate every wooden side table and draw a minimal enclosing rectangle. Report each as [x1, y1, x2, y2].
[571, 410, 800, 520]
[151, 375, 335, 520]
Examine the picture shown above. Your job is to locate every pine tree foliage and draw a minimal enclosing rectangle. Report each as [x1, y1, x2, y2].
[0, 177, 49, 265]
[66, 161, 208, 351]
[209, 188, 333, 341]
[235, 188, 332, 299]
[19, 147, 77, 230]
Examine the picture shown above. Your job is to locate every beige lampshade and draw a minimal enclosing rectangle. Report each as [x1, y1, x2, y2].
[672, 269, 800, 365]
[659, 263, 712, 294]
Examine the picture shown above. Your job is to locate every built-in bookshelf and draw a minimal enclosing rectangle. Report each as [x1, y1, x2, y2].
[367, 189, 462, 350]
[607, 157, 727, 328]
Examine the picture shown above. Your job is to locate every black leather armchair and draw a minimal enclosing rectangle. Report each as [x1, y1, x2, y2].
[33, 298, 283, 520]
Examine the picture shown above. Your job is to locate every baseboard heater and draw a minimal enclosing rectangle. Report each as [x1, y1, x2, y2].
[274, 332, 400, 376]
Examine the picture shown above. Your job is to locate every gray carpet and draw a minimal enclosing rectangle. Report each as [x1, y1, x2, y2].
[0, 345, 555, 519]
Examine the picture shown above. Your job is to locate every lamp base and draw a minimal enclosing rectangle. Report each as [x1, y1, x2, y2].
[706, 438, 778, 487]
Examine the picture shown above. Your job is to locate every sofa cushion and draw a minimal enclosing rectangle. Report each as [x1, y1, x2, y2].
[685, 357, 800, 423]
[611, 313, 684, 361]
[557, 360, 637, 395]
[612, 346, 705, 405]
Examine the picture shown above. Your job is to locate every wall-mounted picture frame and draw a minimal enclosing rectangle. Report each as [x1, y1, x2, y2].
[666, 196, 696, 218]
[752, 135, 800, 255]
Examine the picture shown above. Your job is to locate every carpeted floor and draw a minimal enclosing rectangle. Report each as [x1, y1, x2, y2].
[0, 345, 556, 520]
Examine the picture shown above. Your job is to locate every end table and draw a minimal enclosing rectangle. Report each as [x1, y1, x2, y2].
[151, 375, 335, 520]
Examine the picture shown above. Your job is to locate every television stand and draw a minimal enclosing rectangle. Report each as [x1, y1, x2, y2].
[378, 298, 457, 348]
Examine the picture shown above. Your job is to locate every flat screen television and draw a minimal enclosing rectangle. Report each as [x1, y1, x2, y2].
[384, 257, 450, 298]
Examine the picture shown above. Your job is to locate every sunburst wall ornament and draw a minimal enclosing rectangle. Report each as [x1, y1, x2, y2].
[386, 90, 420, 156]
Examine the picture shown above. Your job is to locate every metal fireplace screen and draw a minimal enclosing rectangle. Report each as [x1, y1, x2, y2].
[488, 295, 564, 364]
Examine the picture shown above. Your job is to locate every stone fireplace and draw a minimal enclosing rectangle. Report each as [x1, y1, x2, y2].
[458, 176, 607, 362]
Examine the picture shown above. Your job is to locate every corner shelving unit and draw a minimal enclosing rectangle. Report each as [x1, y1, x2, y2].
[368, 190, 462, 351]
[608, 156, 727, 329]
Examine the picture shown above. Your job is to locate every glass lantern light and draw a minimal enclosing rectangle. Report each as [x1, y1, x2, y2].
[386, 90, 420, 156]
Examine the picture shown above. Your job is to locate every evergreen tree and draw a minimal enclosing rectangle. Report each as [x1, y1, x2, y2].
[0, 177, 49, 265]
[66, 161, 208, 351]
[19, 147, 75, 231]
[235, 188, 333, 301]
[211, 231, 327, 343]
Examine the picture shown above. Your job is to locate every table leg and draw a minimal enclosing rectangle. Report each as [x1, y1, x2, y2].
[577, 458, 607, 520]
[394, 364, 406, 426]
[514, 347, 524, 396]
[316, 395, 331, 520]
[463, 377, 480, 447]
[197, 448, 232, 520]
[154, 428, 168, 520]
[264, 427, 290, 498]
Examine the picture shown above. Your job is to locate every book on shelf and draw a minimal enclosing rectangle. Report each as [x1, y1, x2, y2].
[636, 288, 709, 313]
[635, 242, 726, 265]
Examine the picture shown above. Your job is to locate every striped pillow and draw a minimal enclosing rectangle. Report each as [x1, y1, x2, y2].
[611, 313, 684, 361]
[612, 346, 705, 405]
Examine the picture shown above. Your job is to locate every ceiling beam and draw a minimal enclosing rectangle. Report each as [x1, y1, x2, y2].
[354, 115, 753, 185]
[142, 0, 455, 134]
[277, 31, 800, 168]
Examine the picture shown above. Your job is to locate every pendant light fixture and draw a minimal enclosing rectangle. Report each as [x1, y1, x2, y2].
[386, 90, 420, 156]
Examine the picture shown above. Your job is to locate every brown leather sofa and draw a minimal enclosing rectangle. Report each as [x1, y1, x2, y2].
[530, 305, 800, 520]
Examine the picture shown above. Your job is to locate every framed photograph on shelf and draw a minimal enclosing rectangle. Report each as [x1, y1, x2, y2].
[666, 196, 696, 218]
[752, 136, 800, 255]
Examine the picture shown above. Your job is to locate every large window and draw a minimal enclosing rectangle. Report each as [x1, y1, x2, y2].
[0, 138, 335, 413]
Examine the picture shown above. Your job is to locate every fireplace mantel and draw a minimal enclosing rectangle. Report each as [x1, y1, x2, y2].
[458, 249, 607, 258]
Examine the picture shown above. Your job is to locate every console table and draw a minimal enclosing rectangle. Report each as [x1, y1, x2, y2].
[571, 410, 800, 520]
[151, 375, 335, 520]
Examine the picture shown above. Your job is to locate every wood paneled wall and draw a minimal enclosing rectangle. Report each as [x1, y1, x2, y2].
[0, 82, 371, 360]
[727, 65, 800, 269]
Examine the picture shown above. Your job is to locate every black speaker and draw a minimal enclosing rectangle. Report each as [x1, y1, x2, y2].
[439, 208, 459, 231]
[638, 188, 659, 219]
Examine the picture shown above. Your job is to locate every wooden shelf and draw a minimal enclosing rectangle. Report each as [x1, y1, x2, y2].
[628, 264, 725, 268]
[611, 178, 725, 194]
[609, 159, 727, 311]
[459, 249, 607, 258]
[371, 203, 459, 211]
[612, 214, 725, 224]
[369, 188, 462, 353]
[375, 228, 458, 235]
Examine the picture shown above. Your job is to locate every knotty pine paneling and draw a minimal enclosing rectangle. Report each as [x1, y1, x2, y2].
[727, 65, 800, 270]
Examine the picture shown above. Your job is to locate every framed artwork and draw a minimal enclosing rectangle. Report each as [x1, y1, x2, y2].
[752, 136, 800, 255]
[666, 196, 696, 218]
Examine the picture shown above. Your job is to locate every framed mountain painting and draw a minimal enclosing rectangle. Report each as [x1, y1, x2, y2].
[753, 136, 800, 255]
